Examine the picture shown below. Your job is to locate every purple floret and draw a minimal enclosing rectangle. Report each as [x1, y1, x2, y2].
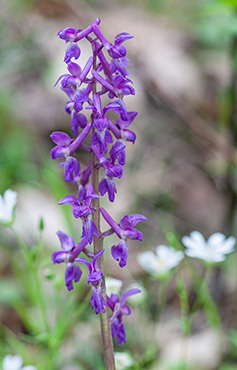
[76, 250, 107, 314]
[107, 288, 140, 343]
[100, 208, 146, 267]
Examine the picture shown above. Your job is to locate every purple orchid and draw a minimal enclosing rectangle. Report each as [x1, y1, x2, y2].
[50, 123, 92, 160]
[100, 208, 147, 267]
[76, 249, 107, 314]
[92, 144, 123, 202]
[88, 93, 114, 154]
[60, 157, 91, 186]
[52, 231, 88, 291]
[52, 20, 143, 355]
[64, 42, 81, 64]
[58, 184, 99, 244]
[107, 288, 141, 343]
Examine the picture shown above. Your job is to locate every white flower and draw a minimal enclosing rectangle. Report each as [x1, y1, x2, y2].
[114, 352, 134, 370]
[2, 354, 36, 370]
[105, 277, 123, 297]
[137, 245, 184, 277]
[182, 231, 236, 263]
[0, 189, 18, 224]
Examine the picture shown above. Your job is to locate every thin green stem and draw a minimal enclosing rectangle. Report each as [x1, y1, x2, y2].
[155, 279, 169, 322]
[193, 265, 221, 327]
[91, 42, 115, 370]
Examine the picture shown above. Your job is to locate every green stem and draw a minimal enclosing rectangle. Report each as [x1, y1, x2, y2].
[176, 274, 191, 336]
[155, 279, 169, 322]
[91, 148, 115, 370]
[193, 265, 221, 327]
[91, 43, 115, 370]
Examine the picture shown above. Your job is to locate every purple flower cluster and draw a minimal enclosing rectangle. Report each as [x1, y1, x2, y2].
[51, 19, 146, 343]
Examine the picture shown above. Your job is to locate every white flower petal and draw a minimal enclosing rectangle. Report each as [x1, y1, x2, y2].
[189, 230, 206, 244]
[2, 354, 23, 370]
[182, 235, 205, 251]
[105, 277, 123, 296]
[155, 245, 170, 257]
[114, 352, 133, 370]
[137, 251, 160, 275]
[22, 366, 37, 370]
[215, 236, 236, 254]
[207, 233, 226, 248]
[0, 189, 18, 223]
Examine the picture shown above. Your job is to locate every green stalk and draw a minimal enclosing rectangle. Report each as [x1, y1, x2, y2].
[91, 43, 115, 370]
[193, 265, 221, 327]
[91, 149, 115, 370]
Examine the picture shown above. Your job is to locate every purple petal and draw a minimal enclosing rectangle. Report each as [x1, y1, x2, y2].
[99, 177, 117, 202]
[93, 93, 102, 115]
[75, 256, 92, 273]
[82, 217, 98, 244]
[70, 111, 87, 136]
[72, 205, 91, 218]
[116, 111, 137, 129]
[93, 249, 105, 270]
[120, 288, 141, 306]
[87, 270, 103, 284]
[50, 131, 72, 145]
[80, 160, 91, 186]
[51, 146, 68, 159]
[58, 194, 78, 206]
[93, 117, 108, 131]
[110, 44, 127, 59]
[65, 262, 82, 291]
[110, 140, 126, 164]
[123, 228, 143, 241]
[107, 293, 120, 310]
[69, 122, 92, 155]
[56, 230, 75, 251]
[74, 19, 100, 42]
[105, 163, 123, 178]
[52, 250, 67, 264]
[105, 129, 113, 144]
[90, 285, 107, 314]
[111, 319, 126, 343]
[114, 32, 134, 45]
[64, 42, 81, 64]
[100, 207, 122, 237]
[64, 156, 80, 182]
[120, 214, 147, 229]
[104, 98, 128, 121]
[92, 70, 116, 96]
[111, 240, 128, 268]
[57, 27, 80, 42]
[67, 61, 82, 77]
[92, 24, 111, 51]
[122, 129, 136, 143]
[80, 57, 93, 83]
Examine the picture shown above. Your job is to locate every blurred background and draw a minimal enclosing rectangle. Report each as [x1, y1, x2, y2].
[1, 0, 237, 369]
